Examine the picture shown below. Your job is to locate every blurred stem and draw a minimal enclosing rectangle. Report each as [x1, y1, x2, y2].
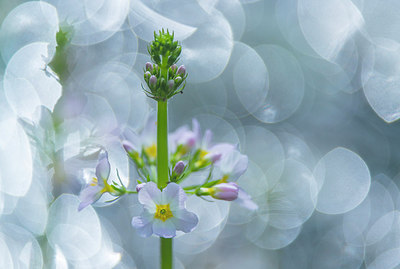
[48, 28, 71, 85]
[157, 100, 172, 269]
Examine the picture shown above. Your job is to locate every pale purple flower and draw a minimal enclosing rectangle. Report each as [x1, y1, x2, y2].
[211, 144, 248, 181]
[201, 143, 235, 166]
[123, 113, 157, 160]
[122, 140, 136, 154]
[78, 152, 112, 211]
[168, 119, 199, 154]
[132, 182, 198, 238]
[136, 182, 146, 192]
[211, 182, 239, 201]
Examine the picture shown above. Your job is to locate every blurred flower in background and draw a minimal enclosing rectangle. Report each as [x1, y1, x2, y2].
[0, 0, 400, 268]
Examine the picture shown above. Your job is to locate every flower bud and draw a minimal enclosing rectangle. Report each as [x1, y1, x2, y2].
[153, 64, 159, 72]
[149, 75, 157, 88]
[123, 140, 144, 167]
[136, 183, 146, 192]
[168, 79, 175, 90]
[173, 161, 185, 176]
[144, 71, 151, 80]
[211, 182, 239, 201]
[170, 64, 177, 72]
[174, 76, 182, 85]
[160, 77, 166, 88]
[145, 62, 153, 72]
[177, 65, 186, 76]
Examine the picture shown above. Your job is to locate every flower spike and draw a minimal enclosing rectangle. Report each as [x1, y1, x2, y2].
[143, 29, 188, 101]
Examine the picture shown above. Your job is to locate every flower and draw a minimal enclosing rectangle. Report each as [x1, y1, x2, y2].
[132, 182, 198, 238]
[212, 144, 248, 182]
[207, 145, 258, 210]
[123, 113, 157, 161]
[169, 119, 198, 154]
[78, 152, 113, 211]
[136, 182, 146, 192]
[190, 122, 238, 168]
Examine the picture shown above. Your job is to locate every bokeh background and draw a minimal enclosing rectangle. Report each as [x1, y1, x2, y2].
[1, 0, 400, 268]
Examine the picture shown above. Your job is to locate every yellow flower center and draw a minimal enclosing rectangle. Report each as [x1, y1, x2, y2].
[178, 145, 189, 156]
[91, 177, 113, 194]
[194, 149, 209, 168]
[199, 149, 208, 159]
[102, 179, 113, 193]
[220, 175, 229, 183]
[144, 143, 157, 159]
[154, 204, 173, 222]
[90, 177, 98, 186]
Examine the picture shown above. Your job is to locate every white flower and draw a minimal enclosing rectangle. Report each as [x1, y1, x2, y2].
[212, 144, 248, 181]
[78, 151, 113, 211]
[123, 113, 157, 161]
[131, 182, 198, 238]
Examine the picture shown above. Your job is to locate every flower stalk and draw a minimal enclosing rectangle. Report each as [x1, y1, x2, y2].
[157, 100, 172, 269]
[157, 101, 169, 190]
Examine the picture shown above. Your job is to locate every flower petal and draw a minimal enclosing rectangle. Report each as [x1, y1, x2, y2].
[162, 183, 186, 210]
[78, 185, 103, 211]
[230, 154, 248, 181]
[213, 146, 248, 181]
[153, 219, 176, 238]
[171, 209, 199, 233]
[192, 118, 201, 142]
[123, 128, 142, 150]
[141, 113, 157, 146]
[95, 152, 110, 181]
[168, 126, 188, 151]
[209, 143, 235, 160]
[132, 211, 154, 237]
[138, 182, 161, 212]
[236, 187, 258, 211]
[203, 129, 213, 149]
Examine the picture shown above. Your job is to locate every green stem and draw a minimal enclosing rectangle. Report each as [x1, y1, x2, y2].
[161, 238, 173, 269]
[157, 100, 172, 269]
[157, 101, 169, 189]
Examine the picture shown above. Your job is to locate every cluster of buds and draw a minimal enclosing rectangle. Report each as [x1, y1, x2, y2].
[143, 29, 187, 101]
[147, 29, 181, 65]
